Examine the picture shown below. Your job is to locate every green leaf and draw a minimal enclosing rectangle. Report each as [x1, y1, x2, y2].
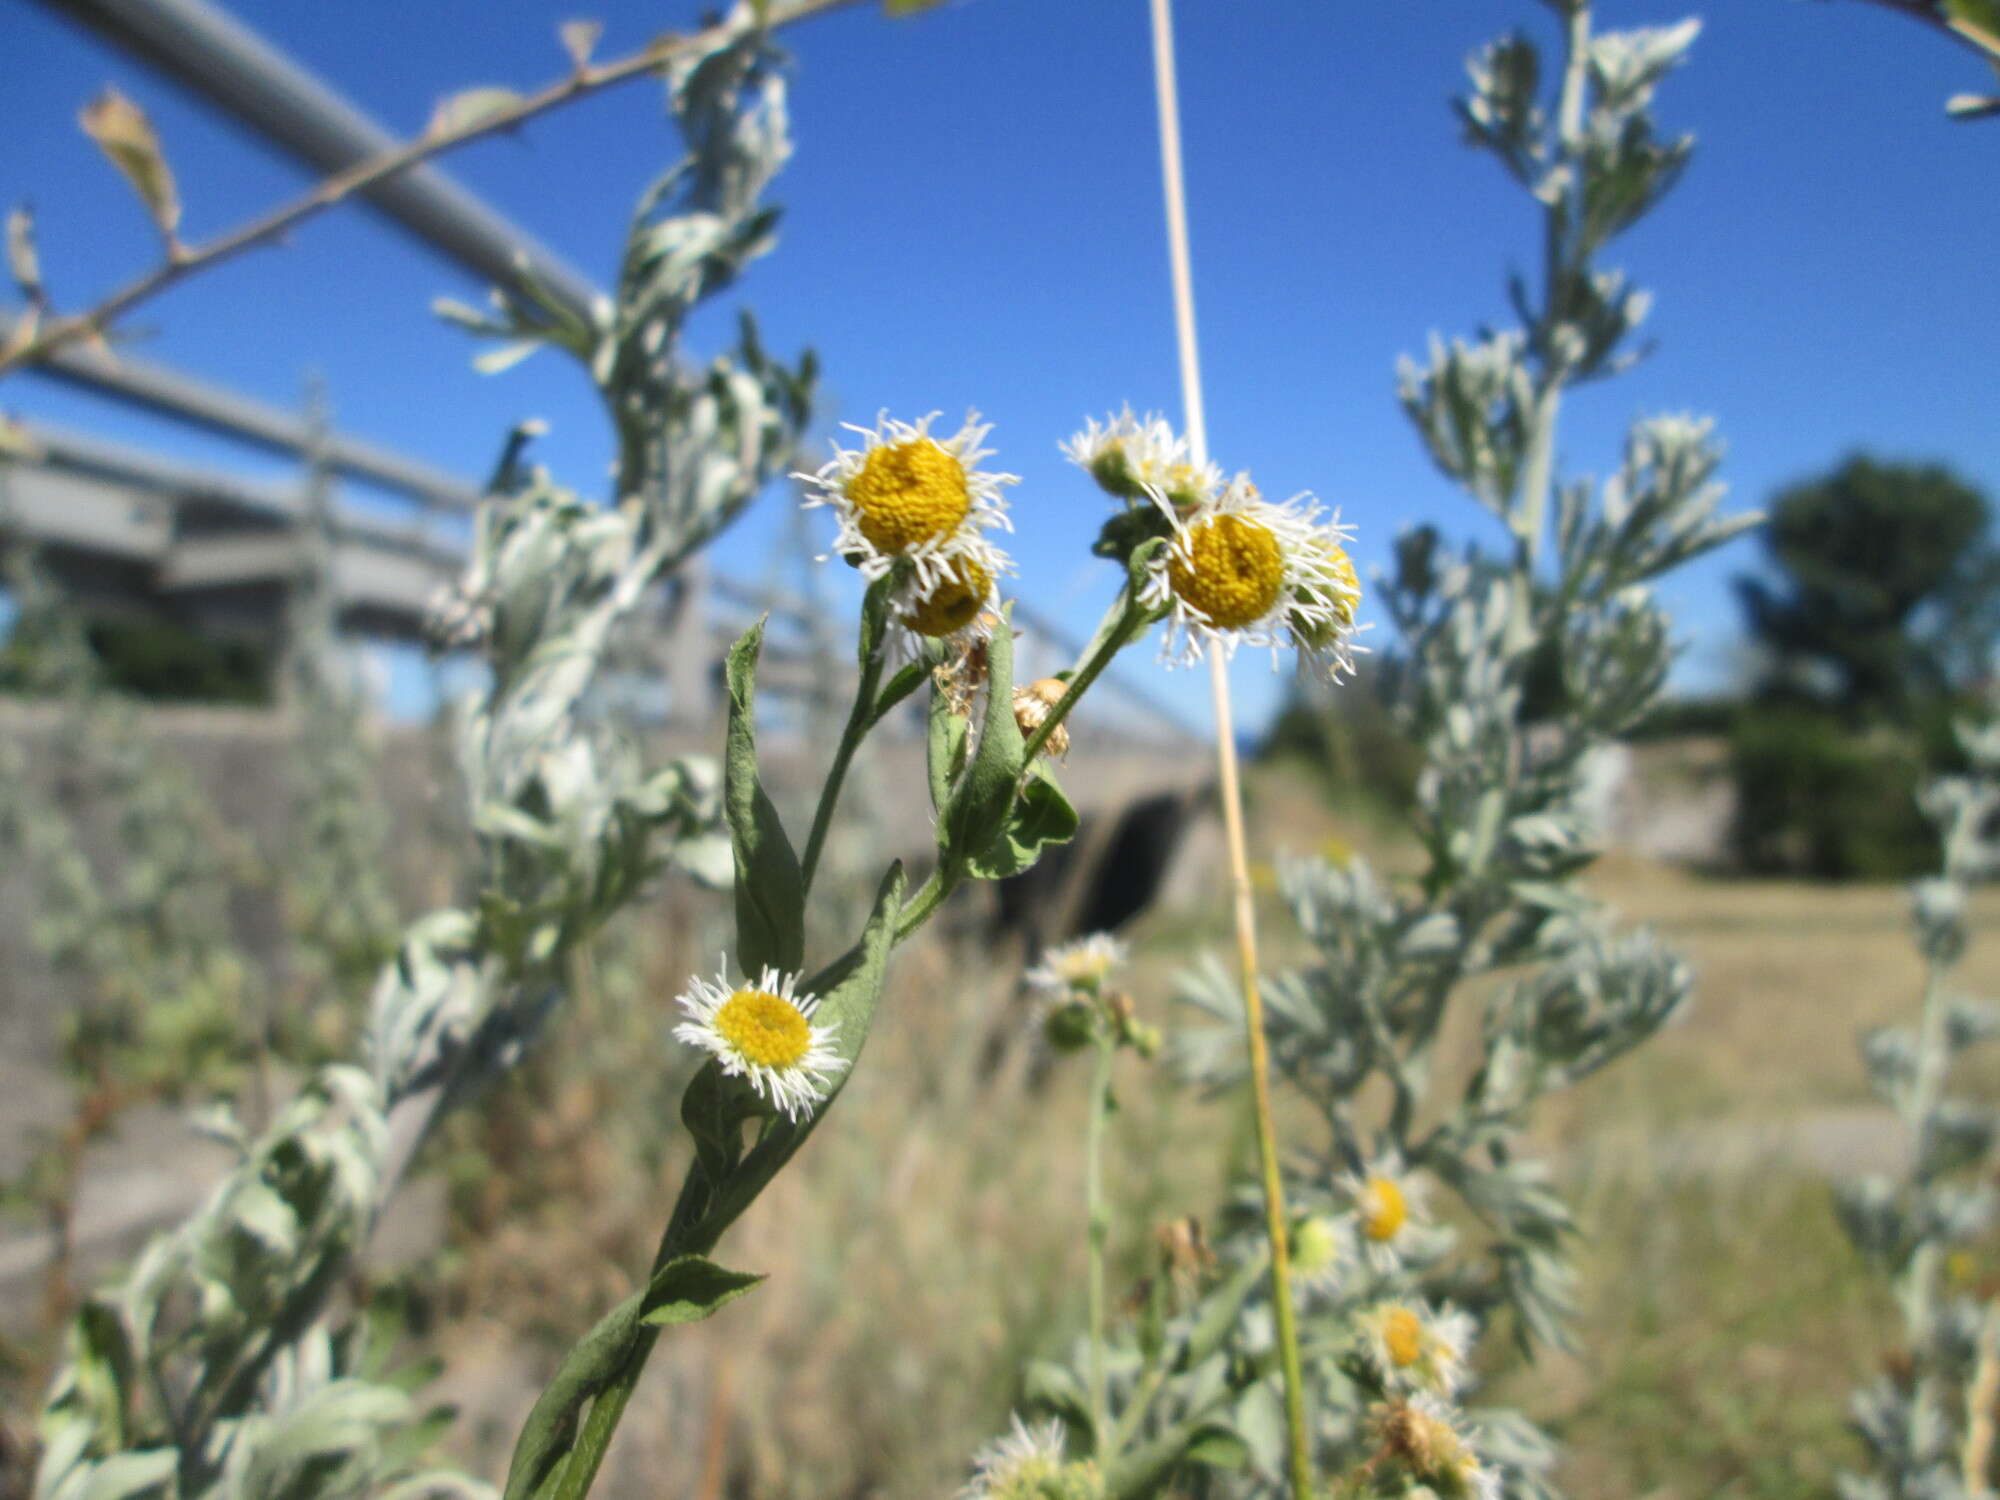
[927, 679, 969, 817]
[71, 1300, 137, 1447]
[868, 658, 931, 732]
[473, 340, 544, 375]
[857, 574, 893, 670]
[503, 1289, 648, 1500]
[638, 1255, 764, 1326]
[942, 604, 1025, 862]
[964, 760, 1078, 880]
[502, 1255, 760, 1500]
[679, 1061, 746, 1187]
[1181, 1425, 1251, 1470]
[75, 1449, 176, 1500]
[725, 622, 805, 975]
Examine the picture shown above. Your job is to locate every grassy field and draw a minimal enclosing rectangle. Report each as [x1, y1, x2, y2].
[406, 760, 2000, 1498]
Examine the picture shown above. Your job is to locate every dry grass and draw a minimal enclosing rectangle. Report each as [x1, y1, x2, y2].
[407, 761, 2000, 1497]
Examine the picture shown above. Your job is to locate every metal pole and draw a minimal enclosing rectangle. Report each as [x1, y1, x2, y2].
[30, 0, 601, 325]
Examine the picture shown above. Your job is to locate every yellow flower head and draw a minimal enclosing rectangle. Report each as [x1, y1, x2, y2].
[894, 552, 1001, 651]
[1360, 1300, 1476, 1396]
[1025, 933, 1129, 999]
[798, 411, 1016, 592]
[673, 963, 845, 1120]
[1362, 1176, 1408, 1243]
[1141, 476, 1362, 674]
[1338, 1156, 1430, 1272]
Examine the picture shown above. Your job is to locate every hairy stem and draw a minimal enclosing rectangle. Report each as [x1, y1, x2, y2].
[1086, 1029, 1116, 1447]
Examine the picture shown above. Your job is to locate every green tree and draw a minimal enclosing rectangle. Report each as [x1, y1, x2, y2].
[1735, 454, 2000, 721]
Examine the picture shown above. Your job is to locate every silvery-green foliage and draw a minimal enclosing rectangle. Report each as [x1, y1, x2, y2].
[1838, 710, 2000, 1500]
[0, 550, 260, 1099]
[1029, 8, 1745, 1496]
[33, 20, 809, 1499]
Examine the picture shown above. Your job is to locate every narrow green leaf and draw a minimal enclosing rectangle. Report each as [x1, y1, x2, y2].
[868, 658, 931, 732]
[502, 1286, 643, 1500]
[943, 603, 1024, 861]
[725, 622, 805, 974]
[927, 681, 969, 818]
[638, 1255, 764, 1326]
[1181, 1426, 1252, 1470]
[964, 760, 1078, 880]
[473, 340, 544, 375]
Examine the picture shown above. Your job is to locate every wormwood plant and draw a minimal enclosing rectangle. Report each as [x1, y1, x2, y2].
[1836, 712, 2000, 1500]
[28, 25, 811, 1500]
[964, 7, 1756, 1498]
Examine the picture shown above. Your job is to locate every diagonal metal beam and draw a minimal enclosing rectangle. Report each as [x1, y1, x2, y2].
[28, 0, 600, 324]
[0, 314, 481, 513]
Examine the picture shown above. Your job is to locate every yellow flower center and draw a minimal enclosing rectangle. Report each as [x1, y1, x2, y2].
[1167, 513, 1285, 629]
[846, 438, 971, 555]
[904, 556, 992, 637]
[1326, 546, 1361, 629]
[1383, 1306, 1424, 1367]
[1289, 540, 1362, 650]
[714, 988, 812, 1070]
[1363, 1175, 1407, 1242]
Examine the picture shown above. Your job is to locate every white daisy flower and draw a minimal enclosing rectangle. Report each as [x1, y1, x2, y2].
[796, 410, 1016, 591]
[1357, 1299, 1477, 1397]
[1063, 406, 1220, 509]
[958, 1414, 1094, 1500]
[672, 963, 845, 1121]
[1024, 932, 1129, 998]
[1337, 1154, 1431, 1274]
[1139, 475, 1363, 676]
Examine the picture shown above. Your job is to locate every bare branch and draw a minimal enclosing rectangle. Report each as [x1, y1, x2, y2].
[0, 0, 862, 380]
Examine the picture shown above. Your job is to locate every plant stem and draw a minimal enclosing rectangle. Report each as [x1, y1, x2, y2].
[1966, 1299, 2000, 1497]
[1021, 590, 1138, 767]
[1085, 1028, 1116, 1447]
[0, 0, 865, 378]
[1148, 0, 1312, 1489]
[799, 640, 884, 896]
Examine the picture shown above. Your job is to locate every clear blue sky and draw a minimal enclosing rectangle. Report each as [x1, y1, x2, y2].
[5, 0, 1998, 734]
